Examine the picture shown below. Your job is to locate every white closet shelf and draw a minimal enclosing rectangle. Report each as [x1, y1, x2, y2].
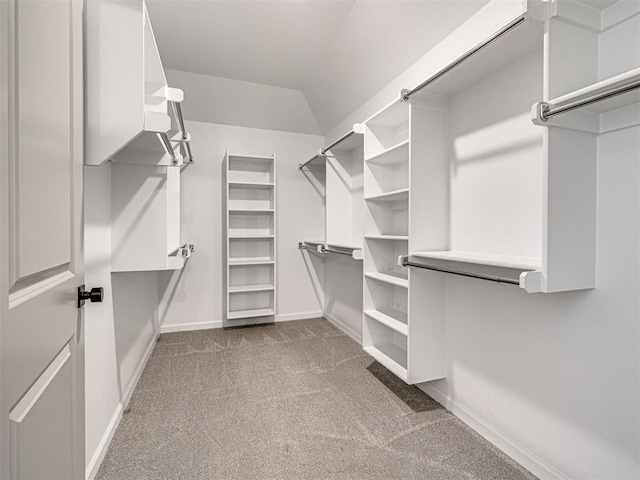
[365, 272, 409, 288]
[411, 250, 541, 271]
[365, 309, 408, 336]
[229, 259, 274, 266]
[365, 188, 409, 203]
[365, 140, 409, 164]
[227, 308, 275, 320]
[408, 17, 542, 100]
[228, 284, 274, 293]
[327, 242, 363, 250]
[228, 181, 274, 187]
[535, 67, 640, 124]
[228, 209, 275, 213]
[302, 239, 324, 246]
[365, 235, 409, 241]
[229, 234, 275, 239]
[363, 345, 408, 380]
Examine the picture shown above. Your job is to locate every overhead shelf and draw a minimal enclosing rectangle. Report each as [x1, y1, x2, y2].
[86, 3, 194, 166]
[411, 250, 541, 271]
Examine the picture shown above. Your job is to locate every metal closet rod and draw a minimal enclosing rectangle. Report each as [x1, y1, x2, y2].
[170, 101, 194, 163]
[297, 242, 318, 252]
[297, 130, 356, 171]
[400, 256, 521, 286]
[400, 16, 527, 101]
[158, 132, 180, 165]
[319, 245, 352, 257]
[540, 79, 640, 120]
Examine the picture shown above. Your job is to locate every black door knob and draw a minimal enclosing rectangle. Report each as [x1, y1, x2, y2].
[77, 285, 104, 308]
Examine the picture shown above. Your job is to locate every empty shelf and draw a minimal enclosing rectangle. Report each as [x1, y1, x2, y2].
[363, 345, 408, 381]
[365, 140, 409, 165]
[365, 309, 408, 336]
[326, 242, 363, 250]
[228, 284, 274, 293]
[365, 235, 409, 241]
[365, 271, 409, 288]
[365, 188, 409, 203]
[228, 209, 275, 213]
[227, 308, 275, 320]
[228, 259, 274, 266]
[228, 181, 274, 187]
[411, 250, 541, 271]
[229, 235, 275, 239]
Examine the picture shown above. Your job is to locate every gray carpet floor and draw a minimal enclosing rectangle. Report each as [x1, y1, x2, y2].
[96, 318, 536, 480]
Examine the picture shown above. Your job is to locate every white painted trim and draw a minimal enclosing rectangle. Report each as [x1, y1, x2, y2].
[160, 320, 223, 334]
[417, 382, 570, 480]
[85, 330, 159, 480]
[85, 403, 123, 480]
[323, 312, 362, 344]
[159, 311, 324, 334]
[274, 310, 323, 323]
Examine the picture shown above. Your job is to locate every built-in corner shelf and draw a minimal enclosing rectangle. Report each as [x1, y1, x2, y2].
[224, 152, 277, 324]
[362, 99, 444, 385]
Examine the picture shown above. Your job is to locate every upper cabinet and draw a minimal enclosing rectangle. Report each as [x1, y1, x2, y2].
[85, 0, 193, 167]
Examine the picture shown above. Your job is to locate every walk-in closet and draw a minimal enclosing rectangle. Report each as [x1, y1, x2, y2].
[1, 0, 639, 479]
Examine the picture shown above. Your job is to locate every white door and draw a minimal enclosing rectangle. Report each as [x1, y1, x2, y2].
[0, 0, 88, 478]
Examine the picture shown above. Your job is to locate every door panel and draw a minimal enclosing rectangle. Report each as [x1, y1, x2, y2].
[12, 0, 72, 283]
[1, 0, 85, 478]
[9, 344, 75, 480]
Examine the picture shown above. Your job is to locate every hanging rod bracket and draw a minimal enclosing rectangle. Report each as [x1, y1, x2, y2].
[538, 102, 550, 122]
[400, 89, 411, 102]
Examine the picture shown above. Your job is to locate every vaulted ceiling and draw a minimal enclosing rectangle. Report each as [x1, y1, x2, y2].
[147, 0, 490, 134]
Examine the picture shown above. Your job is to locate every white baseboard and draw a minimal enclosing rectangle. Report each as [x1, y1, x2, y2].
[418, 382, 569, 480]
[275, 310, 323, 323]
[160, 319, 223, 333]
[323, 311, 362, 344]
[159, 310, 324, 334]
[86, 330, 159, 480]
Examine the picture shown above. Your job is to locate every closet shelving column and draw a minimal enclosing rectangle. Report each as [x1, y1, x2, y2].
[362, 101, 414, 382]
[224, 153, 277, 322]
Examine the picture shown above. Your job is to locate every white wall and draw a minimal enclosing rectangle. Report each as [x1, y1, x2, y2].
[84, 164, 161, 479]
[165, 69, 321, 135]
[320, 2, 640, 479]
[158, 121, 325, 332]
[323, 255, 363, 342]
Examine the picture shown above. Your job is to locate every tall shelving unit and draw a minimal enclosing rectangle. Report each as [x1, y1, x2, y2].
[224, 153, 277, 324]
[362, 101, 444, 384]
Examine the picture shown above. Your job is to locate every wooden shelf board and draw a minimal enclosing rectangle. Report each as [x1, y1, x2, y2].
[302, 239, 325, 246]
[365, 271, 409, 288]
[410, 18, 542, 98]
[365, 139, 409, 164]
[228, 258, 274, 266]
[228, 181, 274, 187]
[227, 308, 275, 320]
[365, 309, 408, 336]
[363, 345, 408, 381]
[411, 250, 541, 271]
[365, 188, 409, 203]
[326, 242, 363, 250]
[228, 284, 274, 293]
[229, 234, 275, 239]
[228, 209, 275, 213]
[228, 154, 274, 161]
[365, 235, 409, 241]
